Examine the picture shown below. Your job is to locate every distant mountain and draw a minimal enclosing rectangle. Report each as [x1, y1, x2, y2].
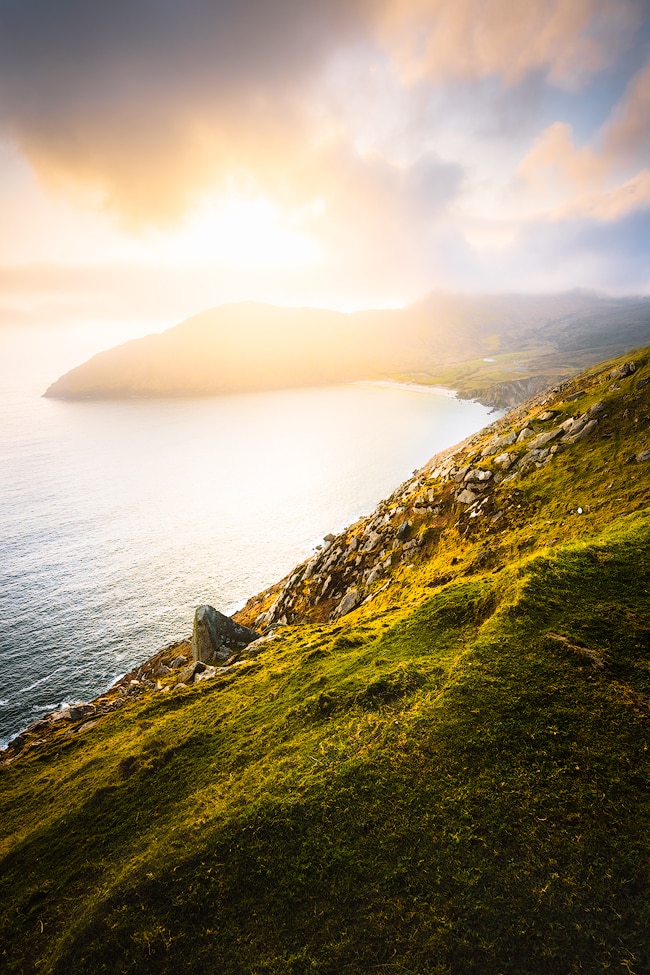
[44, 291, 650, 407]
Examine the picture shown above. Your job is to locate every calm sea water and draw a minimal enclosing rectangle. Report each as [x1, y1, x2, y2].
[0, 324, 495, 747]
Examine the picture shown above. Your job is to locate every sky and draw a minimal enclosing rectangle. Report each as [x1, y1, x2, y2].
[0, 0, 649, 337]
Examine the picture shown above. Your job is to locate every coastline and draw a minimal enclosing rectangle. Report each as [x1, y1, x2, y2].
[354, 379, 458, 398]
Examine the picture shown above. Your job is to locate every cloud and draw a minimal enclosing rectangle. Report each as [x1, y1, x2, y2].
[0, 0, 642, 228]
[518, 121, 607, 196]
[378, 0, 641, 88]
[0, 0, 379, 222]
[515, 54, 650, 224]
[603, 57, 650, 169]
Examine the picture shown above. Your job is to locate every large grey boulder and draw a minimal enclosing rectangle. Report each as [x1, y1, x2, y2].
[192, 605, 259, 664]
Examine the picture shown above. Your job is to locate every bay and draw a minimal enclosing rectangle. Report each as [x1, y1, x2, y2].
[0, 325, 495, 746]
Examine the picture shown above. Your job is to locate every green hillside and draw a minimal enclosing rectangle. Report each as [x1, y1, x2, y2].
[4, 348, 650, 974]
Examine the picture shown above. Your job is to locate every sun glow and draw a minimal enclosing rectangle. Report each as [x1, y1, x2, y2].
[142, 196, 321, 270]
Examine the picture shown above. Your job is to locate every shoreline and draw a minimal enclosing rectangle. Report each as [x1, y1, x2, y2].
[354, 379, 458, 399]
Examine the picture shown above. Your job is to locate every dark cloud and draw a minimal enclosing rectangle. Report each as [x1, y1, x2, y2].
[0, 0, 379, 220]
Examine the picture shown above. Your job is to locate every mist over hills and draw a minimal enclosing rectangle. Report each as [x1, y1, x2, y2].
[44, 291, 650, 407]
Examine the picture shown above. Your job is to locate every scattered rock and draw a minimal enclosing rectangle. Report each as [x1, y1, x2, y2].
[637, 450, 650, 462]
[171, 655, 188, 669]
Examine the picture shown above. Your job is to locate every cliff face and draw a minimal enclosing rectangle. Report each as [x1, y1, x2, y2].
[461, 375, 552, 409]
[3, 349, 650, 975]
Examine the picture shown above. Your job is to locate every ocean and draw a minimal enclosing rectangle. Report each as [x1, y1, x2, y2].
[0, 324, 496, 747]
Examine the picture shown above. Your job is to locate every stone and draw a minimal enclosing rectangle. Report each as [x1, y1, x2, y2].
[465, 468, 492, 482]
[499, 431, 518, 446]
[192, 605, 259, 664]
[608, 361, 636, 380]
[457, 488, 478, 504]
[49, 707, 72, 722]
[520, 448, 549, 467]
[171, 655, 188, 669]
[396, 520, 411, 541]
[538, 410, 559, 421]
[366, 565, 383, 586]
[636, 450, 650, 462]
[241, 635, 274, 657]
[194, 665, 218, 684]
[331, 589, 362, 620]
[564, 419, 598, 443]
[516, 427, 534, 443]
[493, 452, 514, 469]
[361, 531, 383, 553]
[68, 704, 96, 722]
[179, 660, 206, 684]
[527, 428, 561, 450]
[481, 441, 499, 458]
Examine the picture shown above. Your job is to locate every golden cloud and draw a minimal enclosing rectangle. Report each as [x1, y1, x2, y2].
[378, 0, 641, 88]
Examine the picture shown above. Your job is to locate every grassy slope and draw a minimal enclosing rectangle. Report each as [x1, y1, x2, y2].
[2, 351, 650, 975]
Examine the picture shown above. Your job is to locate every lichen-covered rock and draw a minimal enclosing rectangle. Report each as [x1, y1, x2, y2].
[192, 605, 259, 664]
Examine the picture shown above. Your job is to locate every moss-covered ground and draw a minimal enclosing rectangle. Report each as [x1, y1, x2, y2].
[1, 351, 649, 974]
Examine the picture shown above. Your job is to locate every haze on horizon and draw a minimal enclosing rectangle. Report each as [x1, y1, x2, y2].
[0, 0, 649, 346]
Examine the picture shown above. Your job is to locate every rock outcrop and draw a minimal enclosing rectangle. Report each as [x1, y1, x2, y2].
[192, 605, 259, 664]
